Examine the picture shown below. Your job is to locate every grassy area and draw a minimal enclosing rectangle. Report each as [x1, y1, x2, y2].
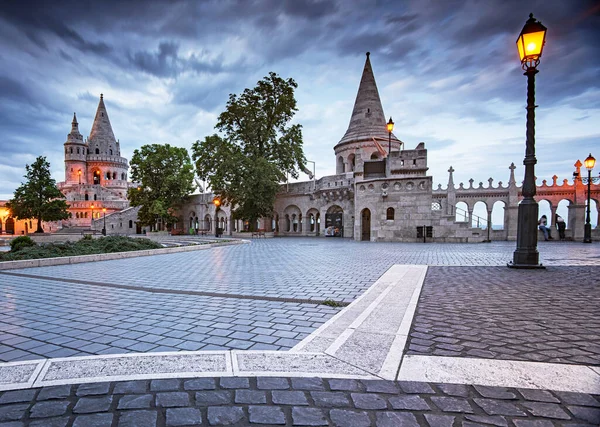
[0, 236, 163, 262]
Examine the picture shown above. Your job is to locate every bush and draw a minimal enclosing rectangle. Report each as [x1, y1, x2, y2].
[0, 236, 162, 261]
[10, 236, 36, 252]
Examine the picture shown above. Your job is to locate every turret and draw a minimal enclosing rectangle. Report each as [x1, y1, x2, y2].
[333, 52, 402, 174]
[64, 113, 87, 185]
[86, 94, 129, 187]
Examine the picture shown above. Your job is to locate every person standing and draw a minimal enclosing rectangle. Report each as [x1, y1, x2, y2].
[538, 215, 553, 241]
[555, 214, 566, 240]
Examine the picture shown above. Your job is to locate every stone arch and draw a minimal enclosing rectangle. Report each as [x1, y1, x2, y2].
[337, 156, 345, 174]
[189, 211, 196, 230]
[204, 214, 211, 231]
[472, 201, 488, 229]
[95, 147, 100, 154]
[586, 198, 599, 228]
[284, 205, 302, 233]
[307, 208, 319, 233]
[5, 217, 15, 234]
[370, 152, 379, 160]
[93, 170, 101, 185]
[455, 201, 468, 222]
[492, 201, 506, 230]
[361, 208, 371, 241]
[347, 153, 356, 172]
[556, 199, 571, 227]
[386, 207, 395, 220]
[538, 199, 552, 224]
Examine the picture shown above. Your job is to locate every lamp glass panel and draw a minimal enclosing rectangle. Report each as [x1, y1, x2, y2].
[522, 30, 545, 57]
[517, 37, 525, 61]
[584, 155, 596, 171]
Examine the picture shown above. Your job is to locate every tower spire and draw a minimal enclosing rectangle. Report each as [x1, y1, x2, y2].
[89, 94, 117, 149]
[337, 52, 399, 145]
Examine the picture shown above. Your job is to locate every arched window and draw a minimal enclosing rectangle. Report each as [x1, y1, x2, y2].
[95, 148, 99, 154]
[121, 173, 125, 180]
[84, 193, 89, 201]
[109, 149, 113, 155]
[76, 212, 80, 219]
[77, 148, 80, 154]
[70, 148, 73, 153]
[93, 171, 100, 185]
[94, 194, 97, 201]
[85, 212, 88, 218]
[370, 153, 379, 160]
[386, 207, 395, 220]
[112, 172, 117, 179]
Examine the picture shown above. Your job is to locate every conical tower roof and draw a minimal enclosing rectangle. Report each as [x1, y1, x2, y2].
[337, 52, 399, 146]
[66, 112, 83, 143]
[88, 94, 117, 149]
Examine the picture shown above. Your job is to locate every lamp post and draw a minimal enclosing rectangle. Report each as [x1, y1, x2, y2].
[386, 117, 394, 157]
[90, 204, 94, 231]
[102, 207, 107, 236]
[509, 13, 547, 269]
[213, 197, 221, 237]
[582, 153, 598, 243]
[306, 160, 316, 191]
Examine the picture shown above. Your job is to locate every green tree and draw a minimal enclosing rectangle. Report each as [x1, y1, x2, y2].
[127, 143, 195, 228]
[192, 72, 306, 228]
[7, 156, 69, 233]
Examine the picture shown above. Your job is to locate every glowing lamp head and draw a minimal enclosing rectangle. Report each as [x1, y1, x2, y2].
[78, 170, 82, 176]
[584, 153, 596, 171]
[516, 13, 547, 67]
[213, 197, 221, 207]
[386, 117, 394, 133]
[91, 204, 94, 209]
[102, 208, 107, 213]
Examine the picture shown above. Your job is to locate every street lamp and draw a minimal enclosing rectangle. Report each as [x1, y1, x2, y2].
[306, 160, 316, 191]
[386, 117, 394, 157]
[90, 204, 94, 231]
[509, 13, 547, 269]
[102, 207, 107, 236]
[582, 153, 598, 243]
[213, 197, 221, 237]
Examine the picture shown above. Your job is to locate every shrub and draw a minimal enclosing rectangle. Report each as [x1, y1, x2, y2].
[10, 236, 36, 252]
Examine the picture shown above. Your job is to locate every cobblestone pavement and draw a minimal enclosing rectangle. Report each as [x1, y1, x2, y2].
[0, 377, 598, 426]
[407, 266, 600, 365]
[1, 240, 599, 363]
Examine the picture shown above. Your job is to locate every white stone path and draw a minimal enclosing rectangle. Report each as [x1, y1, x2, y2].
[1, 265, 598, 393]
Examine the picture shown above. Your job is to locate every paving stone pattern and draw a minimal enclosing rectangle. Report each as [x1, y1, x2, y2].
[0, 377, 597, 426]
[1, 240, 599, 363]
[0, 274, 338, 362]
[407, 265, 600, 365]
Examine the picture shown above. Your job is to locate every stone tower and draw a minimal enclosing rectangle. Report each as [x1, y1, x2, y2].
[63, 113, 87, 185]
[86, 94, 129, 187]
[334, 52, 401, 174]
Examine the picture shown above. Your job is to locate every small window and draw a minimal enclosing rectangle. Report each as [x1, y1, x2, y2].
[84, 193, 89, 201]
[94, 194, 97, 200]
[95, 148, 99, 154]
[76, 212, 80, 219]
[85, 212, 88, 218]
[129, 220, 133, 228]
[70, 148, 73, 153]
[109, 149, 113, 155]
[121, 173, 125, 180]
[413, 159, 417, 165]
[77, 148, 80, 154]
[71, 168, 73, 172]
[386, 207, 395, 220]
[112, 172, 117, 179]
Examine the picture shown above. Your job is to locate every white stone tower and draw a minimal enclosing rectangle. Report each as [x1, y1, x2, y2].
[333, 52, 401, 173]
[63, 113, 87, 185]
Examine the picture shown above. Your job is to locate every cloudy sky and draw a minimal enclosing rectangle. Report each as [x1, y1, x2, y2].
[1, 0, 599, 201]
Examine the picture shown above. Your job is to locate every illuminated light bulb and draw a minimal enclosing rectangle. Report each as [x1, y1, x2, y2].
[526, 42, 536, 52]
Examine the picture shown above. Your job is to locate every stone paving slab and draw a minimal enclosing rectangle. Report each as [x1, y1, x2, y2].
[407, 265, 600, 366]
[0, 361, 44, 392]
[399, 355, 600, 394]
[0, 377, 597, 426]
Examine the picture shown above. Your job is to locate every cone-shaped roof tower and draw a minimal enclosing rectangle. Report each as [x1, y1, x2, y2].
[66, 112, 83, 143]
[88, 94, 117, 152]
[337, 52, 399, 146]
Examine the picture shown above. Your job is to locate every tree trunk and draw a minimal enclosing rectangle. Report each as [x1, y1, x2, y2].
[36, 216, 44, 233]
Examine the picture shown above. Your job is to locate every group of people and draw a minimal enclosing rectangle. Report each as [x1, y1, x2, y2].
[538, 214, 566, 241]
